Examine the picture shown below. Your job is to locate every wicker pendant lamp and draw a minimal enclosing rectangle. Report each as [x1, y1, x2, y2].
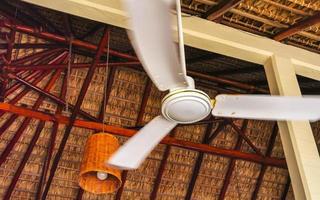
[79, 133, 122, 194]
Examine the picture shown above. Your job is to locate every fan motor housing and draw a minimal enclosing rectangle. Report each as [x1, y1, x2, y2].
[161, 89, 212, 124]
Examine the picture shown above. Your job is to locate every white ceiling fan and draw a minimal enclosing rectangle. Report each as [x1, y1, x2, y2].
[107, 0, 320, 170]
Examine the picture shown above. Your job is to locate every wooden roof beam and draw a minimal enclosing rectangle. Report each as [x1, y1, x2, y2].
[40, 27, 110, 200]
[5, 62, 140, 72]
[120, 79, 152, 200]
[0, 68, 62, 163]
[212, 66, 263, 76]
[4, 121, 46, 199]
[36, 63, 68, 199]
[203, 0, 243, 21]
[1, 20, 138, 61]
[150, 133, 174, 199]
[185, 121, 226, 200]
[12, 48, 64, 65]
[0, 102, 287, 168]
[21, 0, 320, 80]
[251, 124, 278, 199]
[0, 71, 48, 136]
[274, 12, 320, 41]
[0, 71, 50, 119]
[228, 120, 263, 156]
[219, 120, 248, 200]
[8, 73, 98, 122]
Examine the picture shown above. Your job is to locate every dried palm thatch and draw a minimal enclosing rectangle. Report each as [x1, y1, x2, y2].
[182, 0, 320, 53]
[0, 2, 320, 199]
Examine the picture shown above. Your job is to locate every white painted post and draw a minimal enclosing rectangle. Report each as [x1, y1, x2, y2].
[264, 55, 320, 200]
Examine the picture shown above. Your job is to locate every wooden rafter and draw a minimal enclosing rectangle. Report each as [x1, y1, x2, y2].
[116, 78, 153, 200]
[203, 0, 243, 21]
[40, 27, 109, 200]
[274, 12, 320, 41]
[63, 14, 73, 37]
[185, 121, 227, 200]
[0, 102, 287, 168]
[4, 121, 46, 199]
[75, 61, 116, 200]
[251, 124, 278, 199]
[8, 73, 98, 121]
[228, 120, 263, 156]
[0, 70, 64, 168]
[36, 65, 69, 199]
[219, 120, 248, 200]
[0, 28, 15, 102]
[1, 21, 138, 61]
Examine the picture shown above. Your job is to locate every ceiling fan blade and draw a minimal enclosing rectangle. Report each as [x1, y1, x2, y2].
[107, 116, 177, 170]
[212, 94, 320, 121]
[123, 0, 188, 91]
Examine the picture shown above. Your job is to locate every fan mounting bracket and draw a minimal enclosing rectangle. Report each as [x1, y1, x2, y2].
[161, 89, 212, 124]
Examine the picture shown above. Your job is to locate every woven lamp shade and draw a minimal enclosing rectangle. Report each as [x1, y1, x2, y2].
[79, 133, 122, 194]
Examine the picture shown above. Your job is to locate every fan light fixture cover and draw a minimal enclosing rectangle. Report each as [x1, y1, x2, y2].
[79, 133, 122, 194]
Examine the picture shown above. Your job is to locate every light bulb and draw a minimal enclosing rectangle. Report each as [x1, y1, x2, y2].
[97, 171, 108, 180]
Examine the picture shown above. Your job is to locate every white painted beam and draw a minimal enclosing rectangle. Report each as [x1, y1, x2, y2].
[23, 0, 320, 81]
[264, 55, 320, 200]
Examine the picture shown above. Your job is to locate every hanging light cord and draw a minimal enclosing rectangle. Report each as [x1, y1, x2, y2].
[102, 31, 110, 134]
[65, 37, 73, 114]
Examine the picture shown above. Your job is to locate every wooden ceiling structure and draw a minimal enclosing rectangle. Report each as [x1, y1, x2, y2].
[0, 0, 319, 199]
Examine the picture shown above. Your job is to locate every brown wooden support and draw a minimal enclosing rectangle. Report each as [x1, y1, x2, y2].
[6, 62, 140, 72]
[0, 2, 40, 27]
[203, 0, 243, 21]
[3, 120, 45, 199]
[76, 50, 117, 200]
[40, 27, 109, 200]
[12, 48, 64, 65]
[185, 121, 227, 200]
[187, 71, 268, 94]
[0, 72, 46, 136]
[228, 120, 263, 156]
[0, 71, 50, 119]
[218, 120, 248, 200]
[5, 71, 41, 96]
[35, 69, 68, 199]
[0, 28, 15, 101]
[150, 139, 173, 200]
[8, 73, 97, 122]
[1, 21, 138, 61]
[79, 24, 103, 40]
[251, 124, 278, 199]
[115, 78, 153, 200]
[0, 69, 62, 167]
[10, 1, 64, 35]
[274, 12, 320, 41]
[0, 103, 287, 168]
[63, 14, 74, 37]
